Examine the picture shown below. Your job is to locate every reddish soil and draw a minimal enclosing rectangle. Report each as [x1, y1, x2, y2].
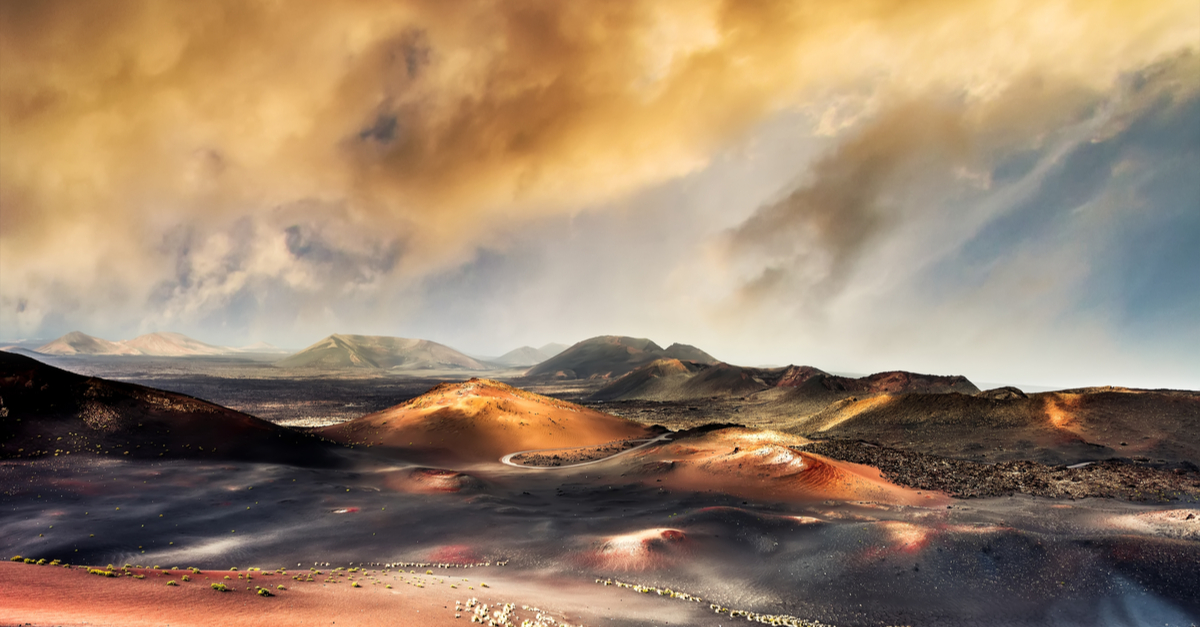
[631, 427, 950, 506]
[0, 561, 698, 627]
[317, 379, 652, 463]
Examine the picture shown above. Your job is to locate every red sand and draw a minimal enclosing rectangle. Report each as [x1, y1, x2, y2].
[0, 561, 695, 627]
[639, 428, 950, 506]
[318, 379, 651, 463]
[580, 528, 691, 571]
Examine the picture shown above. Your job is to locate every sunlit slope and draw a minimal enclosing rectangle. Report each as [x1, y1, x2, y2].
[631, 426, 945, 506]
[316, 378, 653, 462]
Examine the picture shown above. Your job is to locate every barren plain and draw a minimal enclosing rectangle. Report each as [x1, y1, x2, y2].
[3, 352, 1199, 626]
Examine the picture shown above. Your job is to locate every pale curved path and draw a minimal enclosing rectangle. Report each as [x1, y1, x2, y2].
[499, 432, 673, 470]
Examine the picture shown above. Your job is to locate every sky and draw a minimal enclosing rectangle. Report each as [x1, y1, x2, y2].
[1, 0, 1198, 389]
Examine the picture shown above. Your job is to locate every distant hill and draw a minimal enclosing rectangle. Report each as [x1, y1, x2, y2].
[276, 334, 488, 370]
[780, 368, 979, 396]
[230, 341, 293, 355]
[0, 352, 341, 466]
[316, 378, 652, 462]
[35, 330, 284, 357]
[492, 346, 553, 367]
[36, 331, 141, 356]
[524, 335, 719, 380]
[538, 343, 569, 357]
[591, 360, 978, 402]
[122, 332, 229, 356]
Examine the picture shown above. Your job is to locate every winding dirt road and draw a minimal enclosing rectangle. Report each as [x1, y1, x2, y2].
[499, 433, 673, 470]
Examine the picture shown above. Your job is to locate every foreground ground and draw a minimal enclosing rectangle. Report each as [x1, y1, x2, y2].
[3, 355, 1199, 626]
[4, 447, 1199, 626]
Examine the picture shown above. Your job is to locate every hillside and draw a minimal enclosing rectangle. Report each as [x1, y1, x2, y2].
[524, 335, 718, 380]
[0, 351, 341, 466]
[316, 378, 653, 462]
[276, 334, 487, 370]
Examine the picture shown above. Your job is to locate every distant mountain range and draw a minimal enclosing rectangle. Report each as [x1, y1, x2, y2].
[33, 331, 290, 357]
[524, 335, 719, 380]
[589, 359, 979, 401]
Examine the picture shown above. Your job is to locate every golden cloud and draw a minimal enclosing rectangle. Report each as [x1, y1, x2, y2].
[1, 0, 1197, 332]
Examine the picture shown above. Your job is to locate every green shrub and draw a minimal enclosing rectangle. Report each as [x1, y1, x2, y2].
[211, 583, 229, 592]
[9, 556, 22, 562]
[166, 580, 178, 586]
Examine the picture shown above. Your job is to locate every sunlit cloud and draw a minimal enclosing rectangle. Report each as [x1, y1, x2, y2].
[1, 0, 1197, 387]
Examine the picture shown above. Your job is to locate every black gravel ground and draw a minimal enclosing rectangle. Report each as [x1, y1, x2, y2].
[800, 439, 1200, 502]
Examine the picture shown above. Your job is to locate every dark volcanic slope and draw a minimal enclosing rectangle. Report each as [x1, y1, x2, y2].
[591, 359, 979, 403]
[803, 439, 1200, 501]
[0, 351, 341, 466]
[589, 359, 770, 401]
[525, 336, 718, 380]
[788, 387, 1200, 466]
[277, 334, 487, 370]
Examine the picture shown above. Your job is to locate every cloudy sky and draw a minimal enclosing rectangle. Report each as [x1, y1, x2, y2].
[2, 0, 1198, 389]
